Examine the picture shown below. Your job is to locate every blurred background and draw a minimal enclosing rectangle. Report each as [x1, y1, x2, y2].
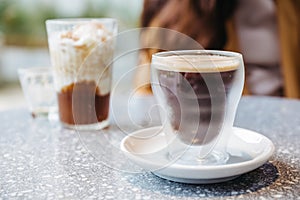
[0, 0, 143, 110]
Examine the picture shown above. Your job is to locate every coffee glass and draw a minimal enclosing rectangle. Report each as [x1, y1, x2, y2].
[46, 18, 117, 130]
[151, 50, 244, 165]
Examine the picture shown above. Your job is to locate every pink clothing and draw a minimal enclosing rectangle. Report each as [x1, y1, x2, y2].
[234, 0, 283, 96]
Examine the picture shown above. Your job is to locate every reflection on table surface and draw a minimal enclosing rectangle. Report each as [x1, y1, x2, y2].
[0, 96, 299, 199]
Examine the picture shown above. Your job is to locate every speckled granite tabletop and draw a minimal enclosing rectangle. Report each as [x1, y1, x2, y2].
[0, 96, 299, 199]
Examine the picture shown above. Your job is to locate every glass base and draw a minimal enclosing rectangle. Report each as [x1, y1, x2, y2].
[168, 148, 229, 166]
[61, 119, 109, 131]
[31, 108, 50, 118]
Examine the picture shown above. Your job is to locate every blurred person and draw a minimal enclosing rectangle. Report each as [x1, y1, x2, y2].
[135, 0, 300, 98]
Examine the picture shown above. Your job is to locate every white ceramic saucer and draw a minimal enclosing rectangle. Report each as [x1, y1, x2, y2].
[120, 126, 275, 184]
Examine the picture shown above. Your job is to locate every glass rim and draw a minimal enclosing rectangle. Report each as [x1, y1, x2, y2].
[152, 50, 242, 60]
[18, 67, 53, 75]
[45, 18, 117, 25]
[151, 50, 242, 72]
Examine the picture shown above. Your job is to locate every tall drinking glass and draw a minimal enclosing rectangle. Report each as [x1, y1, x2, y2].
[46, 18, 117, 130]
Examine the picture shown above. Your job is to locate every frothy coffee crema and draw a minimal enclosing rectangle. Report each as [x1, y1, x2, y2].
[154, 54, 239, 72]
[156, 55, 239, 145]
[58, 81, 110, 125]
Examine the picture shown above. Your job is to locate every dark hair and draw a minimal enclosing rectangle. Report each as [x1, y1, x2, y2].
[140, 0, 237, 49]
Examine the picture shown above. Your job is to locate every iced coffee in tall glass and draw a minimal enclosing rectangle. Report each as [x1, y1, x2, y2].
[46, 18, 117, 130]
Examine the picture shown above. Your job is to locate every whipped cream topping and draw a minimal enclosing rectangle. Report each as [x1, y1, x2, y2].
[48, 21, 115, 95]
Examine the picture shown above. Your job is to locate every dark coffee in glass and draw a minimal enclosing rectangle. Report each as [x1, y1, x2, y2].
[156, 67, 237, 145]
